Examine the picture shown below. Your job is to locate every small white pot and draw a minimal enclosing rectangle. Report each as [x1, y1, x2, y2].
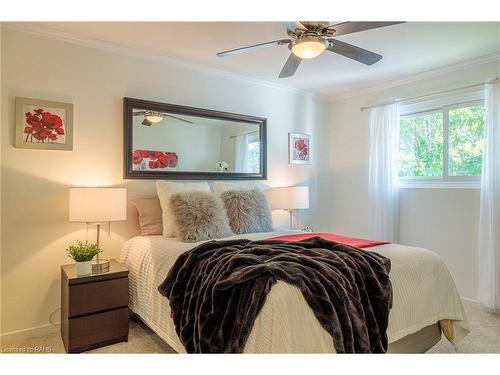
[75, 260, 92, 276]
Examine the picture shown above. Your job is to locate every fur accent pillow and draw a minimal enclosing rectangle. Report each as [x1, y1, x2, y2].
[169, 191, 233, 243]
[156, 181, 211, 237]
[132, 198, 163, 236]
[220, 189, 274, 234]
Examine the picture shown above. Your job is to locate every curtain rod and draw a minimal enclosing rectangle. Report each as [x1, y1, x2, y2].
[229, 130, 258, 139]
[359, 76, 500, 112]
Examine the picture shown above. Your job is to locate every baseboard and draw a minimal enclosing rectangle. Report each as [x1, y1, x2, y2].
[461, 296, 480, 304]
[460, 296, 500, 314]
[0, 322, 60, 344]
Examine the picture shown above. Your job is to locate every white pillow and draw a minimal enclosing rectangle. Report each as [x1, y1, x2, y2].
[211, 181, 268, 196]
[155, 181, 211, 237]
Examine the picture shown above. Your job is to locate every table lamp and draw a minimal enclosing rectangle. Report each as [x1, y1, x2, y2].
[265, 186, 309, 229]
[69, 187, 127, 272]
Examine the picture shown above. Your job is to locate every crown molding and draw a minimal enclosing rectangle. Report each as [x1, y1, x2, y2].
[3, 22, 331, 102]
[327, 51, 500, 102]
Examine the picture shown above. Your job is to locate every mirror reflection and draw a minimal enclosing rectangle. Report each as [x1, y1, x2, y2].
[131, 109, 261, 174]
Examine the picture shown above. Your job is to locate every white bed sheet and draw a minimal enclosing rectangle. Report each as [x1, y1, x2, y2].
[120, 232, 468, 353]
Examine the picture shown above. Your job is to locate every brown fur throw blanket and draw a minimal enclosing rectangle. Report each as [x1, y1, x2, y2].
[158, 237, 392, 353]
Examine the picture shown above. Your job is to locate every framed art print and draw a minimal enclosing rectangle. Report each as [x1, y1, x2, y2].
[15, 97, 73, 150]
[289, 132, 311, 165]
[132, 150, 179, 170]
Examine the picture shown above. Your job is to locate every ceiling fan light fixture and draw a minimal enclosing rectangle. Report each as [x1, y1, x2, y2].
[290, 37, 328, 59]
[144, 112, 164, 124]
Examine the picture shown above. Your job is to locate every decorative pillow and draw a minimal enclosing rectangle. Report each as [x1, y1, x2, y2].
[169, 191, 233, 243]
[211, 181, 268, 196]
[156, 181, 211, 237]
[132, 198, 163, 236]
[220, 189, 274, 234]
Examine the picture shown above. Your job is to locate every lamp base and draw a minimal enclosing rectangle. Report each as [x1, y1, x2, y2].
[92, 258, 110, 273]
[288, 209, 298, 230]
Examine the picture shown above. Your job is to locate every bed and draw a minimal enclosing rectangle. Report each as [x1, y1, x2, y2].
[120, 231, 468, 353]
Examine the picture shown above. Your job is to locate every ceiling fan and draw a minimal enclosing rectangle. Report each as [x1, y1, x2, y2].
[133, 111, 194, 126]
[216, 21, 404, 78]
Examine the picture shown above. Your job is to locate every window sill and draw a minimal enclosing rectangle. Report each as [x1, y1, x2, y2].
[399, 180, 480, 189]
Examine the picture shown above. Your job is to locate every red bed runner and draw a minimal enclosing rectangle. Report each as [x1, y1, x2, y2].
[269, 232, 388, 249]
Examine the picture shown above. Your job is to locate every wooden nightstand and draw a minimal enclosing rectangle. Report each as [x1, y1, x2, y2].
[61, 259, 129, 353]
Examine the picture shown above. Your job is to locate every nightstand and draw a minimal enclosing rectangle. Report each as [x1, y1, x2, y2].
[61, 259, 129, 353]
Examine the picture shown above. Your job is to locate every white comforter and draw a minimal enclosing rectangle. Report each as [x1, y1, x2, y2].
[120, 232, 468, 353]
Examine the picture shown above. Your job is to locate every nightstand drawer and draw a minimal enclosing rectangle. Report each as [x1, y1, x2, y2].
[69, 277, 128, 317]
[67, 307, 129, 353]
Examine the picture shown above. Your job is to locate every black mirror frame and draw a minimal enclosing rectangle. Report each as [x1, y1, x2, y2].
[123, 97, 267, 180]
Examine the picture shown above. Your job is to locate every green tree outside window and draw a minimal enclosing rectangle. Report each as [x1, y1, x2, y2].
[399, 103, 485, 178]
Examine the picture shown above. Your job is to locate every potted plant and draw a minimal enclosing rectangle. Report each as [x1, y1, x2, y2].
[66, 240, 102, 276]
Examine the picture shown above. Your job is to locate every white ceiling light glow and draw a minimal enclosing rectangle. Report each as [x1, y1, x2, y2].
[144, 112, 164, 123]
[290, 37, 328, 59]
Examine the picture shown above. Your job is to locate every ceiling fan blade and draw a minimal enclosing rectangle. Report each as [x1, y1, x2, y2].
[327, 40, 382, 65]
[165, 114, 194, 124]
[217, 39, 290, 58]
[281, 21, 309, 32]
[329, 21, 404, 37]
[279, 53, 302, 78]
[141, 118, 153, 126]
[133, 111, 146, 116]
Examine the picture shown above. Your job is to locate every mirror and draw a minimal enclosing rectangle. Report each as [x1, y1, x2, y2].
[124, 98, 267, 180]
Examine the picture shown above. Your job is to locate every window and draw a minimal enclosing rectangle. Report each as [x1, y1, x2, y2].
[247, 133, 260, 174]
[448, 104, 485, 176]
[399, 100, 485, 186]
[399, 111, 443, 177]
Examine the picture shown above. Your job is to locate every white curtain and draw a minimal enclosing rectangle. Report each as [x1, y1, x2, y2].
[235, 133, 250, 173]
[368, 103, 400, 242]
[479, 81, 500, 310]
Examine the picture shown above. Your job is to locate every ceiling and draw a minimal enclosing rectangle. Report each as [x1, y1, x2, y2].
[15, 22, 500, 97]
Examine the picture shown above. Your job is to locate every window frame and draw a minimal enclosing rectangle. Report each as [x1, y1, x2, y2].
[398, 91, 484, 189]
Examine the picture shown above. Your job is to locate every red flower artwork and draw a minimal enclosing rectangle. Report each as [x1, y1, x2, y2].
[294, 138, 309, 160]
[132, 150, 143, 164]
[132, 150, 178, 170]
[24, 108, 65, 143]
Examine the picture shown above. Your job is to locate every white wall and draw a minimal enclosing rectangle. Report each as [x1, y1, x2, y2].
[0, 28, 332, 336]
[399, 188, 481, 299]
[329, 59, 500, 301]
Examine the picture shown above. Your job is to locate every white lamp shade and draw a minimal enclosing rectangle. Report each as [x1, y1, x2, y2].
[69, 188, 127, 222]
[265, 186, 309, 210]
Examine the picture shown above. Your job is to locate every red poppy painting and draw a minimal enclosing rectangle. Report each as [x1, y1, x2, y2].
[24, 109, 65, 143]
[15, 97, 73, 150]
[132, 149, 179, 171]
[289, 133, 311, 164]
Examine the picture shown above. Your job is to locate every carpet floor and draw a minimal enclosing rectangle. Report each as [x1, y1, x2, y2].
[427, 300, 500, 353]
[1, 300, 498, 354]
